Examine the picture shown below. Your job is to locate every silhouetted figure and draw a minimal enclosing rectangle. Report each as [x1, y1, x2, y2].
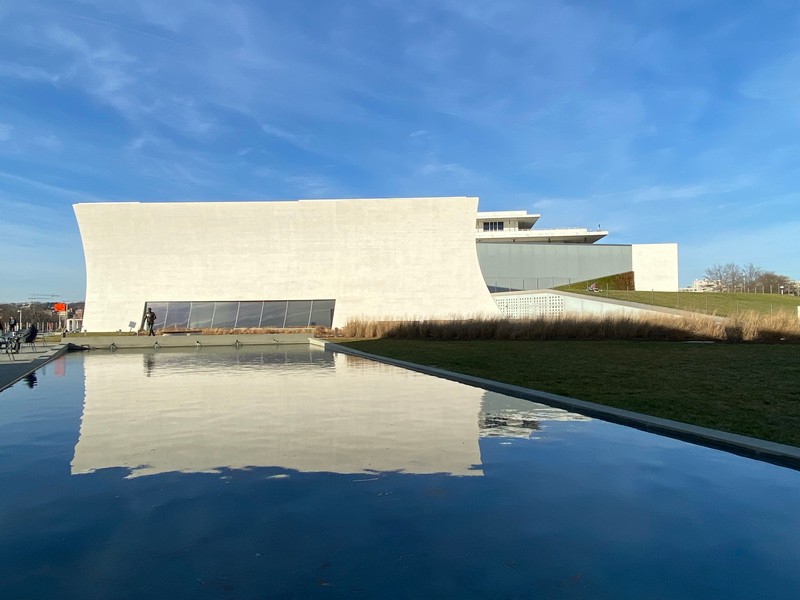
[145, 308, 157, 336]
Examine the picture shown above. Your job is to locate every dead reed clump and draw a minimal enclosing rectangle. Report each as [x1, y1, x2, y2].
[342, 311, 800, 343]
[341, 319, 397, 338]
[725, 311, 800, 343]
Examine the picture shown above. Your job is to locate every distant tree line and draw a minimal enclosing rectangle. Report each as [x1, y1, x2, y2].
[0, 302, 84, 329]
[703, 263, 796, 294]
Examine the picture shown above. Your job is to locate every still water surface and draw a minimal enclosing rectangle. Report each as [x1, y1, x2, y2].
[0, 347, 798, 599]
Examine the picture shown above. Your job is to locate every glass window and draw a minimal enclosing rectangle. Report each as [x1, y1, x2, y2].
[260, 301, 287, 327]
[163, 302, 190, 330]
[212, 302, 238, 329]
[483, 222, 490, 231]
[285, 300, 312, 327]
[236, 302, 263, 328]
[188, 302, 215, 329]
[309, 300, 335, 327]
[146, 299, 334, 331]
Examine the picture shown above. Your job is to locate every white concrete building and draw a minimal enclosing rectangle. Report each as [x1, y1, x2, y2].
[74, 197, 679, 332]
[74, 197, 501, 332]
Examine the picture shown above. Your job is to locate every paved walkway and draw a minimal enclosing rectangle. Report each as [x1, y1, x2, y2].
[0, 343, 70, 392]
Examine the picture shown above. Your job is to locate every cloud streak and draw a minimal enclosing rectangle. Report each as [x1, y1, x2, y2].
[0, 0, 798, 300]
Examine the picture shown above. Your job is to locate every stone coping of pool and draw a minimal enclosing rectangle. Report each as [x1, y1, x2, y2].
[63, 332, 312, 350]
[314, 338, 800, 472]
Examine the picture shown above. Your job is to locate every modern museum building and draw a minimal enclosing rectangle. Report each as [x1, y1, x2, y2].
[73, 196, 678, 332]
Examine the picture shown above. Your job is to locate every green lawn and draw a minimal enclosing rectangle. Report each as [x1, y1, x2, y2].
[342, 339, 800, 447]
[556, 287, 800, 317]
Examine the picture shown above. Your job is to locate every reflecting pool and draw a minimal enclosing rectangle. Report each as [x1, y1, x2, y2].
[1, 347, 799, 599]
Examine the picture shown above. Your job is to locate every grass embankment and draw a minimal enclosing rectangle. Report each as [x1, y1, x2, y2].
[342, 338, 800, 447]
[557, 286, 800, 317]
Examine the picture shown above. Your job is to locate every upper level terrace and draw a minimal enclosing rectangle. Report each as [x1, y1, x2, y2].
[476, 210, 608, 244]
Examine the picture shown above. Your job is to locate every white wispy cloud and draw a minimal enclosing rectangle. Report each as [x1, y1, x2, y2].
[32, 134, 62, 151]
[0, 170, 100, 201]
[0, 62, 61, 83]
[285, 174, 341, 198]
[740, 53, 800, 102]
[261, 123, 308, 146]
[0, 0, 798, 298]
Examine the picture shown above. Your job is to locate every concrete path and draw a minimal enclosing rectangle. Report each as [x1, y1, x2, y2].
[548, 289, 698, 316]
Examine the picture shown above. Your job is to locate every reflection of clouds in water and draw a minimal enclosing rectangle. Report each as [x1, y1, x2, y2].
[480, 391, 590, 438]
[73, 348, 484, 478]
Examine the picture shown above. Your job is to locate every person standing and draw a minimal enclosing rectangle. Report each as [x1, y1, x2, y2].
[145, 308, 157, 336]
[8, 316, 16, 332]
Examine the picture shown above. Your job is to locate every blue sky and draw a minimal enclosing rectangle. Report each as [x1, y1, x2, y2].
[2, 0, 799, 301]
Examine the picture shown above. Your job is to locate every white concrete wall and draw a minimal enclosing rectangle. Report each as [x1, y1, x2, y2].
[632, 243, 679, 291]
[74, 197, 500, 331]
[492, 291, 676, 318]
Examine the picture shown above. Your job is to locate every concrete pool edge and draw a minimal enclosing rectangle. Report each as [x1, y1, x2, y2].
[315, 339, 800, 471]
[61, 332, 312, 350]
[0, 344, 72, 393]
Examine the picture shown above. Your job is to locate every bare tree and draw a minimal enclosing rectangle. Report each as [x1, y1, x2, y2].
[754, 271, 792, 294]
[741, 263, 763, 290]
[703, 263, 740, 291]
[703, 263, 792, 294]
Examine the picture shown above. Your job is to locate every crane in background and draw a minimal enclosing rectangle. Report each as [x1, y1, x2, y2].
[27, 294, 66, 330]
[29, 294, 59, 303]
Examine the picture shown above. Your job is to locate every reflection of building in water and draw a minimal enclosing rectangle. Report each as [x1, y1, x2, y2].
[479, 392, 591, 438]
[72, 348, 485, 478]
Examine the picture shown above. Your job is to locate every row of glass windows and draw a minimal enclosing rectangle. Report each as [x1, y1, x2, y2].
[144, 300, 336, 331]
[482, 221, 504, 231]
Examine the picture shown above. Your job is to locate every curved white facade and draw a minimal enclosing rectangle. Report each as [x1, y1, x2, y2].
[74, 197, 500, 332]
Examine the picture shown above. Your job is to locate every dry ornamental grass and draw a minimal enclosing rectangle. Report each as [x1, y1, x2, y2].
[341, 311, 800, 343]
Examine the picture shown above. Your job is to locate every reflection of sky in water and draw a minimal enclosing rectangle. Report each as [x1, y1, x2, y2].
[0, 348, 799, 599]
